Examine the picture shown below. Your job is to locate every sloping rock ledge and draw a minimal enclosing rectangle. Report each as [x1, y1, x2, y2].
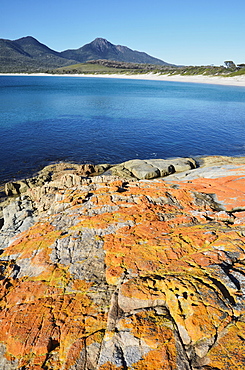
[0, 156, 245, 370]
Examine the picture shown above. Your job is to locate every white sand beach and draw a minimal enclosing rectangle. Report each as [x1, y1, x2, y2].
[2, 72, 245, 86]
[76, 72, 245, 86]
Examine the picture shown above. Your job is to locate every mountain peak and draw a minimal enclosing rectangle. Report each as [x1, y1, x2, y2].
[92, 37, 110, 44]
[17, 36, 36, 40]
[15, 36, 40, 44]
[89, 38, 114, 52]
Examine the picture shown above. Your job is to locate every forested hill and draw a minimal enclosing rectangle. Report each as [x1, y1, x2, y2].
[0, 36, 171, 72]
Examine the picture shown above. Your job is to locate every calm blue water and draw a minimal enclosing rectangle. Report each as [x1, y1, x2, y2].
[0, 75, 245, 183]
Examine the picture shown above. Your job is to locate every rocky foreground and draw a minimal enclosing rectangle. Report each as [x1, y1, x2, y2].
[0, 156, 245, 370]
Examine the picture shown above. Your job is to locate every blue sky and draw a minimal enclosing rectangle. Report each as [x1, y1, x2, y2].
[1, 0, 244, 66]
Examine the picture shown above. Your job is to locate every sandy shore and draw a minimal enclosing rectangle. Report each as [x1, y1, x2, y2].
[76, 73, 245, 86]
[1, 72, 245, 86]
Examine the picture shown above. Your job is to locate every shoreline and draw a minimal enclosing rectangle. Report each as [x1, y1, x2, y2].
[1, 72, 245, 86]
[1, 153, 245, 188]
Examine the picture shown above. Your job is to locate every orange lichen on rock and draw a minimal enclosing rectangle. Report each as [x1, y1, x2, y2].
[0, 217, 107, 369]
[204, 320, 245, 370]
[0, 165, 244, 369]
[99, 177, 245, 367]
[0, 269, 107, 369]
[177, 174, 245, 211]
[2, 222, 61, 259]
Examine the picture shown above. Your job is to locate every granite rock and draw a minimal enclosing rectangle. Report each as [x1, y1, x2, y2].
[108, 157, 197, 179]
[0, 157, 245, 369]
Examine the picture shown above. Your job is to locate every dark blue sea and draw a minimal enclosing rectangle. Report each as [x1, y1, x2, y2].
[0, 75, 245, 183]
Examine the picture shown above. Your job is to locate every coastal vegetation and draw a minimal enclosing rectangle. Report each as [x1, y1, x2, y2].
[1, 56, 244, 77]
[53, 60, 245, 77]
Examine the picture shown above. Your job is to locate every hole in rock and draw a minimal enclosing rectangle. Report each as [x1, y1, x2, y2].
[116, 187, 127, 193]
[168, 164, 175, 174]
[183, 292, 188, 299]
[47, 338, 60, 352]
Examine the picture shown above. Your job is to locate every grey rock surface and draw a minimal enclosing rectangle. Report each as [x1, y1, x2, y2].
[108, 157, 197, 179]
[0, 195, 36, 249]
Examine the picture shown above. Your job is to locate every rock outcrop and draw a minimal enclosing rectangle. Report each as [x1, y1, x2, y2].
[0, 156, 245, 369]
[104, 157, 197, 179]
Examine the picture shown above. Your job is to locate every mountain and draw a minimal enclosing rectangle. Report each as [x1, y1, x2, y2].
[60, 37, 170, 65]
[0, 36, 78, 72]
[0, 36, 171, 72]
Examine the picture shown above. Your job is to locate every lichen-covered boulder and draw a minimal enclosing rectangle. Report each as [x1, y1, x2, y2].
[0, 160, 245, 369]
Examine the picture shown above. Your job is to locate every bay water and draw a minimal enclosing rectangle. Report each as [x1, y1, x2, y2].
[0, 75, 245, 183]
